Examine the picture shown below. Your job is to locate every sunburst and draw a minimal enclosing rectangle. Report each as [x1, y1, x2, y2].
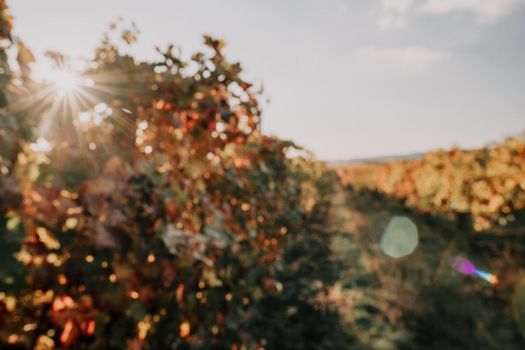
[10, 52, 147, 170]
[47, 69, 79, 97]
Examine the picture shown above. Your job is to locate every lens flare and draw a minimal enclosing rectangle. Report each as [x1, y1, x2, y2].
[11, 59, 138, 155]
[380, 216, 419, 258]
[452, 257, 498, 285]
[31, 63, 81, 98]
[49, 69, 79, 96]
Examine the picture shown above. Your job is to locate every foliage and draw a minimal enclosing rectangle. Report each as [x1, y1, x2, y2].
[337, 139, 525, 231]
[332, 186, 525, 350]
[0, 8, 348, 350]
[334, 140, 525, 349]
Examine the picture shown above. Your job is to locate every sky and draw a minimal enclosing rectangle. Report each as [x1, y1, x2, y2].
[8, 0, 525, 160]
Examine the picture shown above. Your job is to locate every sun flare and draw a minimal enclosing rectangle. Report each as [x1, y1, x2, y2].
[47, 69, 79, 96]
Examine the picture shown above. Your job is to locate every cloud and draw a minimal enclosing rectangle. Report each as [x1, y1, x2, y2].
[357, 46, 451, 72]
[378, 0, 525, 29]
[421, 0, 525, 23]
[378, 0, 414, 29]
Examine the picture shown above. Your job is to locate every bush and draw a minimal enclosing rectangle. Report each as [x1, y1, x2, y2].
[0, 9, 347, 350]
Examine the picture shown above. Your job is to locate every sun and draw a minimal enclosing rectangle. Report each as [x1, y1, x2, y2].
[14, 61, 126, 142]
[29, 61, 83, 98]
[47, 69, 79, 96]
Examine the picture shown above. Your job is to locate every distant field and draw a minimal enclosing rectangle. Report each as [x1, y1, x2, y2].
[330, 139, 525, 349]
[334, 138, 525, 231]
